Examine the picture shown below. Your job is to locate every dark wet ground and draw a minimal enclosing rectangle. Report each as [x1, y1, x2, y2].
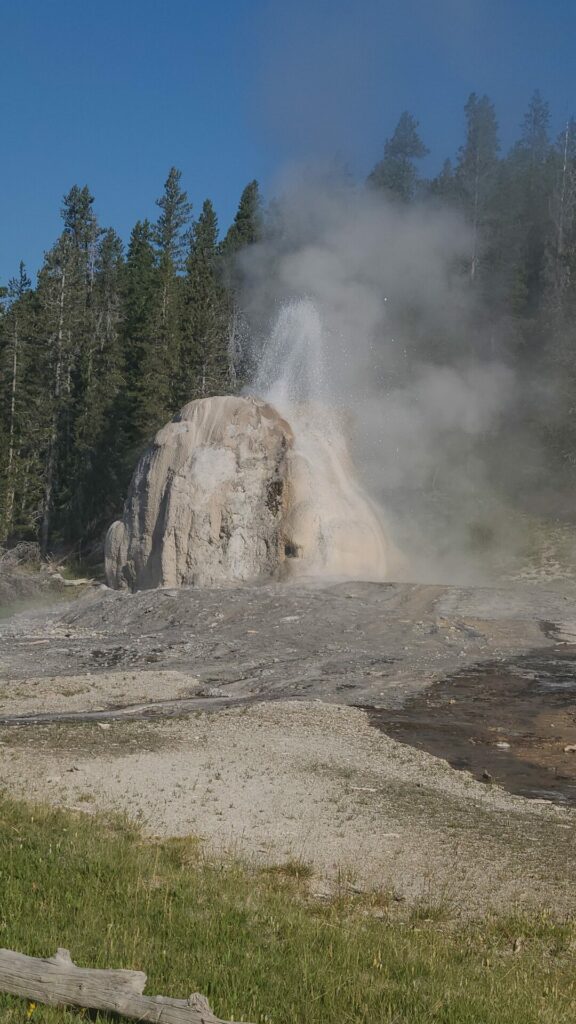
[364, 642, 576, 805]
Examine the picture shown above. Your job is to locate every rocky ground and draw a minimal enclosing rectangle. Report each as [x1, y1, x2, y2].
[2, 577, 573, 705]
[1, 570, 576, 914]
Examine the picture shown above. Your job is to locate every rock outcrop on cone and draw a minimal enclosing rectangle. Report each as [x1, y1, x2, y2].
[105, 396, 293, 590]
[105, 395, 392, 590]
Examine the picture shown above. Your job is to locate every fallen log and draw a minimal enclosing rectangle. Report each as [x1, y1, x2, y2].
[0, 947, 252, 1023]
[49, 570, 94, 586]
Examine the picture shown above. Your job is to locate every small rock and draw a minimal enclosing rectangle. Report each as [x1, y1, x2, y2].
[196, 686, 232, 698]
[97, 722, 111, 731]
[495, 741, 511, 750]
[563, 744, 576, 753]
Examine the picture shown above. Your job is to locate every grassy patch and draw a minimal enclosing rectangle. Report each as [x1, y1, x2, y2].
[0, 794, 575, 1023]
[263, 858, 314, 882]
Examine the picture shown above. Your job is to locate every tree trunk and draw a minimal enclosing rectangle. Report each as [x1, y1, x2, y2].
[0, 947, 252, 1024]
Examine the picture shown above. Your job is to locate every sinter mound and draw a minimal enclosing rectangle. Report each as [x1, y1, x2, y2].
[105, 395, 392, 590]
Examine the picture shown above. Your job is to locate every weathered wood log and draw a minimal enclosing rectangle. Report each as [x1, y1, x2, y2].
[0, 947, 253, 1023]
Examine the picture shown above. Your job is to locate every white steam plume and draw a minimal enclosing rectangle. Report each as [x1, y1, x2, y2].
[239, 176, 517, 582]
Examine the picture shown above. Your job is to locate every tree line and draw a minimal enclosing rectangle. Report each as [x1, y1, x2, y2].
[368, 91, 576, 512]
[369, 90, 576, 331]
[0, 172, 261, 553]
[2, 88, 576, 555]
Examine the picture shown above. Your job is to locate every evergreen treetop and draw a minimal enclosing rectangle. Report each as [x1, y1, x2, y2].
[154, 167, 192, 269]
[222, 180, 262, 254]
[367, 111, 429, 201]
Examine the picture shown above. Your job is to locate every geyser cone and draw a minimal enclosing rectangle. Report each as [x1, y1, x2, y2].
[105, 393, 394, 590]
[105, 396, 293, 590]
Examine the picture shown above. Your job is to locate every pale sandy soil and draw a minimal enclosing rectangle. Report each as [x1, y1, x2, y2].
[0, 669, 202, 717]
[1, 696, 575, 915]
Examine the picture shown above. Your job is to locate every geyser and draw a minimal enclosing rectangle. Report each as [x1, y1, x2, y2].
[105, 302, 394, 590]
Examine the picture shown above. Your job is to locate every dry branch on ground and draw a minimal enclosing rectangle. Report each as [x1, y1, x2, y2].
[0, 947, 251, 1023]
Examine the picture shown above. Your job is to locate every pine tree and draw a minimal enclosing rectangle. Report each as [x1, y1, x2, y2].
[61, 185, 100, 287]
[179, 199, 229, 403]
[456, 94, 500, 280]
[120, 220, 159, 453]
[72, 228, 125, 536]
[427, 158, 457, 203]
[221, 181, 263, 387]
[0, 263, 33, 540]
[30, 184, 103, 550]
[35, 235, 74, 552]
[154, 167, 192, 267]
[367, 112, 429, 202]
[520, 90, 551, 167]
[221, 180, 262, 255]
[540, 118, 576, 438]
[57, 186, 103, 543]
[143, 168, 192, 427]
[548, 119, 576, 297]
[78, 228, 124, 444]
[493, 92, 553, 324]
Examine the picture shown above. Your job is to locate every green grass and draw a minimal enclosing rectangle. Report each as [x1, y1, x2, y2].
[0, 794, 575, 1023]
[262, 858, 314, 881]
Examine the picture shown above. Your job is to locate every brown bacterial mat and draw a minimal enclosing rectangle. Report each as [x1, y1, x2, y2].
[363, 645, 576, 805]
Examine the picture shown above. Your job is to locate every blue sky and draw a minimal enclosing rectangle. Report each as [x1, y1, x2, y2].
[1, 0, 575, 283]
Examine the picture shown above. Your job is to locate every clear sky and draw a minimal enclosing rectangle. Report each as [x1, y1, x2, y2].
[1, 0, 575, 283]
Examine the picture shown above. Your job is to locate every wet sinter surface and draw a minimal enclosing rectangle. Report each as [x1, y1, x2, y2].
[365, 643, 576, 806]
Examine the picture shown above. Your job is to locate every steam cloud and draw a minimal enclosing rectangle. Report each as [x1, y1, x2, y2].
[239, 176, 521, 582]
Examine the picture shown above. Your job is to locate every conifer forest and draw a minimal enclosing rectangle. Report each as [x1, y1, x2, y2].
[2, 90, 576, 558]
